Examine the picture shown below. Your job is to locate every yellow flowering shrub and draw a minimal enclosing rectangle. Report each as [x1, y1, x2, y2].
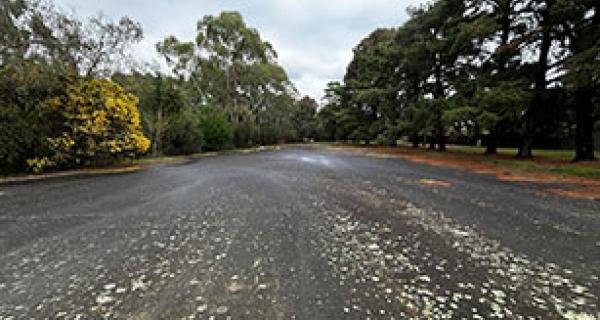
[28, 79, 150, 172]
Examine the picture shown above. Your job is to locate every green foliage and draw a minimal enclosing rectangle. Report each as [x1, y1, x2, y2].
[5, 1, 599, 175]
[163, 108, 204, 155]
[114, 72, 203, 156]
[292, 96, 318, 141]
[316, 100, 340, 141]
[233, 120, 257, 148]
[199, 106, 234, 151]
[2, 6, 315, 174]
[1, 0, 143, 76]
[157, 11, 301, 148]
[317, 0, 599, 160]
[0, 60, 67, 173]
[0, 0, 152, 174]
[474, 82, 532, 128]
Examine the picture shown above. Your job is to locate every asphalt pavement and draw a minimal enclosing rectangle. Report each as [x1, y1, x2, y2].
[0, 146, 598, 319]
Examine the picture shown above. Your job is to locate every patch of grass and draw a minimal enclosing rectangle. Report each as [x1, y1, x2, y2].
[489, 159, 600, 179]
[333, 142, 600, 180]
[443, 145, 600, 179]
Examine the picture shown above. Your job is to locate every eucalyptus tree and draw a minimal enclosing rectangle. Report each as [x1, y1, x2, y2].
[77, 16, 143, 78]
[7, 0, 143, 77]
[0, 0, 29, 64]
[157, 12, 288, 112]
[157, 11, 297, 146]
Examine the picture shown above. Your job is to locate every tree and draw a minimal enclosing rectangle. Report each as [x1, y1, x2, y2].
[1, 0, 147, 174]
[0, 0, 29, 64]
[0, 60, 67, 173]
[256, 94, 297, 145]
[557, 0, 599, 161]
[157, 11, 297, 148]
[28, 79, 150, 172]
[199, 106, 234, 151]
[316, 81, 364, 142]
[343, 28, 399, 144]
[393, 24, 431, 148]
[292, 96, 318, 141]
[77, 15, 143, 78]
[439, 0, 531, 154]
[2, 0, 143, 77]
[114, 72, 205, 156]
[157, 11, 277, 113]
[315, 0, 598, 160]
[163, 107, 204, 155]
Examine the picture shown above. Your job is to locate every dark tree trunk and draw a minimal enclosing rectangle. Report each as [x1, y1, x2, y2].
[517, 108, 534, 158]
[574, 91, 597, 162]
[518, 24, 551, 158]
[485, 129, 498, 155]
[486, 3, 510, 157]
[571, 5, 599, 162]
[437, 130, 446, 151]
[429, 137, 436, 150]
[517, 137, 533, 158]
[411, 135, 420, 148]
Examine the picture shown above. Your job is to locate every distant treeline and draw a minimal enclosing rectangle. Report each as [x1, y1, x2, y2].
[0, 1, 318, 174]
[315, 0, 599, 161]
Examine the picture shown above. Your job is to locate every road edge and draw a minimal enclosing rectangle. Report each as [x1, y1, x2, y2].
[0, 145, 285, 186]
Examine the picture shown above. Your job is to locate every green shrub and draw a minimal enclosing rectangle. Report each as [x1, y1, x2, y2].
[199, 106, 234, 151]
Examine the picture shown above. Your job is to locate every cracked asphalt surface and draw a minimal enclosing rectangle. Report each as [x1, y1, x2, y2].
[0, 146, 599, 319]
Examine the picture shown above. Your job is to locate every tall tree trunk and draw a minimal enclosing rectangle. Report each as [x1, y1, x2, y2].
[571, 4, 599, 161]
[517, 109, 534, 158]
[574, 91, 597, 161]
[485, 3, 510, 156]
[518, 25, 551, 158]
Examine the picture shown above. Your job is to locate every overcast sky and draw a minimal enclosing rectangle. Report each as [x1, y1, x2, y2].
[55, 0, 425, 100]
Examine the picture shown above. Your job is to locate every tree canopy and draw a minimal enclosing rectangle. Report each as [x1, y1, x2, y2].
[156, 11, 308, 148]
[3, 0, 597, 174]
[1, 5, 318, 174]
[316, 0, 599, 161]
